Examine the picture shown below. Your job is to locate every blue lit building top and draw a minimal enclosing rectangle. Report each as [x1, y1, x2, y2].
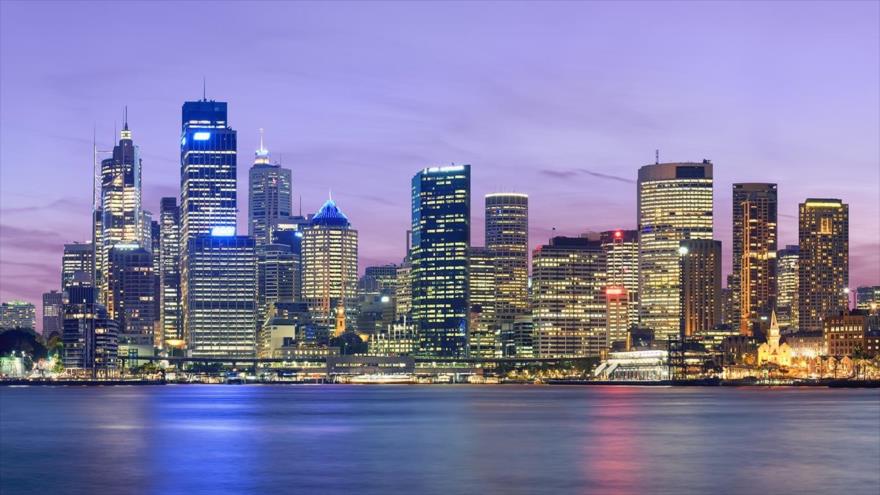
[311, 199, 350, 227]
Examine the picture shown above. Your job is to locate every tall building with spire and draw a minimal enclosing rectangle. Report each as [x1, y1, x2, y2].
[637, 161, 714, 341]
[301, 198, 358, 335]
[798, 198, 849, 332]
[248, 130, 292, 246]
[100, 113, 145, 303]
[411, 165, 471, 358]
[732, 183, 778, 336]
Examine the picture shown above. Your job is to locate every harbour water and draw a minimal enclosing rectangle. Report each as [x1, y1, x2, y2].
[1, 385, 878, 494]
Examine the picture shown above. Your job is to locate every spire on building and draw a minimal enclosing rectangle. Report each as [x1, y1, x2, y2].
[254, 128, 270, 165]
[120, 106, 132, 140]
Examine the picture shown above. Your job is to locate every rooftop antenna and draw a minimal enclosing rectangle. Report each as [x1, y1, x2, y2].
[655, 149, 660, 165]
[202, 76, 206, 101]
[299, 195, 302, 216]
[123, 105, 128, 131]
[259, 127, 265, 151]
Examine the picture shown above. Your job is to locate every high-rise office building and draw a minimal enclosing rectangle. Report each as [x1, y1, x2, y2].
[62, 242, 94, 291]
[732, 183, 777, 336]
[184, 232, 257, 358]
[62, 275, 117, 373]
[601, 229, 639, 336]
[42, 291, 64, 338]
[798, 199, 849, 332]
[179, 98, 237, 352]
[411, 165, 470, 357]
[856, 286, 879, 314]
[637, 161, 713, 341]
[101, 118, 143, 251]
[105, 245, 156, 358]
[248, 132, 292, 246]
[0, 301, 36, 330]
[468, 246, 499, 358]
[179, 99, 237, 242]
[257, 243, 297, 321]
[485, 193, 529, 329]
[776, 245, 800, 329]
[301, 199, 358, 335]
[361, 265, 399, 296]
[679, 239, 722, 338]
[273, 214, 309, 301]
[395, 261, 412, 320]
[532, 237, 606, 357]
[158, 197, 182, 349]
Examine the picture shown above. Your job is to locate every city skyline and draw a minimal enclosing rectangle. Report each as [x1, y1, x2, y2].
[1, 2, 879, 329]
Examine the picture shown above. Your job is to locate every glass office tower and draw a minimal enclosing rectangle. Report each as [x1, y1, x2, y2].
[411, 165, 470, 358]
[732, 183, 778, 336]
[637, 161, 713, 341]
[798, 198, 849, 332]
[248, 132, 292, 246]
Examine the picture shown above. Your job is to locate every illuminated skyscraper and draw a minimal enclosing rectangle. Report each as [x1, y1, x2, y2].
[179, 99, 237, 242]
[62, 242, 94, 291]
[776, 245, 799, 329]
[248, 131, 292, 246]
[257, 243, 297, 321]
[179, 99, 237, 352]
[732, 183, 777, 336]
[601, 230, 639, 333]
[158, 197, 182, 349]
[301, 199, 358, 335]
[62, 275, 117, 373]
[411, 165, 470, 358]
[679, 239, 722, 338]
[468, 246, 499, 358]
[101, 117, 143, 253]
[106, 245, 156, 359]
[637, 161, 713, 341]
[532, 237, 606, 357]
[184, 232, 257, 358]
[798, 199, 849, 332]
[485, 193, 529, 343]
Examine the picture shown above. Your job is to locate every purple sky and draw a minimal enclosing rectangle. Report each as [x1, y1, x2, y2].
[1, 1, 878, 328]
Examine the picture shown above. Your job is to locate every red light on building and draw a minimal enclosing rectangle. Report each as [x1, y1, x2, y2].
[614, 230, 622, 238]
[606, 287, 624, 296]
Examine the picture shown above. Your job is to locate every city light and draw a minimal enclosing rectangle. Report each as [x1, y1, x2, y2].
[193, 132, 211, 141]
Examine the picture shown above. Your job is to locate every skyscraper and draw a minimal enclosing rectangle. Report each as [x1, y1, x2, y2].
[184, 232, 257, 358]
[62, 275, 117, 374]
[257, 243, 297, 321]
[248, 132, 292, 246]
[776, 245, 800, 330]
[532, 236, 606, 357]
[106, 245, 156, 359]
[301, 199, 358, 335]
[62, 242, 94, 291]
[158, 197, 182, 350]
[101, 117, 143, 251]
[856, 286, 879, 314]
[679, 239, 722, 338]
[601, 229, 639, 334]
[798, 199, 849, 332]
[411, 165, 470, 358]
[179, 99, 237, 242]
[42, 291, 64, 339]
[637, 161, 713, 341]
[485, 193, 529, 344]
[468, 246, 499, 358]
[179, 98, 237, 352]
[732, 183, 778, 336]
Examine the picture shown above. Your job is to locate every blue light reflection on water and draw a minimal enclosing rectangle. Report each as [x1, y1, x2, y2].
[1, 385, 878, 495]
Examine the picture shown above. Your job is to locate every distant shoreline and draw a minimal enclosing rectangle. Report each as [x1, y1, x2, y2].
[2, 379, 879, 388]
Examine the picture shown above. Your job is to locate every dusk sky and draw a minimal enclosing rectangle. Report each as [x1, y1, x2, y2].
[1, 1, 878, 326]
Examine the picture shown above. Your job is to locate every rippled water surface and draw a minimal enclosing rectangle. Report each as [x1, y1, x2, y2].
[1, 385, 878, 494]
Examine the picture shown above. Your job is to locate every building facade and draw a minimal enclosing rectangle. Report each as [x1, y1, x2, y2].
[301, 199, 358, 335]
[411, 165, 470, 358]
[798, 199, 849, 332]
[776, 245, 800, 330]
[637, 161, 714, 341]
[0, 301, 36, 330]
[42, 291, 64, 338]
[731, 183, 777, 336]
[105, 245, 156, 355]
[184, 234, 257, 358]
[158, 197, 182, 349]
[532, 237, 607, 357]
[468, 246, 499, 358]
[679, 239, 722, 338]
[601, 229, 639, 338]
[248, 133, 292, 246]
[485, 193, 529, 351]
[62, 242, 94, 291]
